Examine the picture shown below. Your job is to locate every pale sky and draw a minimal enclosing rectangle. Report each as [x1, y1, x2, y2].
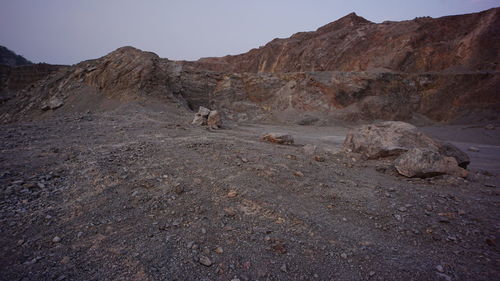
[0, 0, 498, 65]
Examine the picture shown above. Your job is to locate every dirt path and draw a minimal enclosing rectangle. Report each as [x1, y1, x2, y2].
[1, 109, 499, 281]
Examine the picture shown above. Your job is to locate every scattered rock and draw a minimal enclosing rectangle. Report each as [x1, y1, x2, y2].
[223, 207, 237, 217]
[436, 265, 444, 272]
[369, 271, 376, 277]
[303, 144, 318, 155]
[343, 121, 439, 159]
[192, 106, 211, 126]
[280, 264, 288, 272]
[261, 133, 294, 145]
[215, 247, 224, 254]
[227, 191, 238, 198]
[468, 146, 480, 152]
[198, 255, 212, 267]
[293, 171, 304, 177]
[314, 155, 325, 162]
[207, 110, 222, 129]
[395, 148, 468, 178]
[341, 253, 348, 259]
[485, 124, 495, 130]
[296, 115, 319, 125]
[52, 236, 61, 243]
[41, 97, 64, 111]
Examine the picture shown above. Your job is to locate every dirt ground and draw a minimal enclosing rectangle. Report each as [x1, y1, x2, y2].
[0, 105, 499, 281]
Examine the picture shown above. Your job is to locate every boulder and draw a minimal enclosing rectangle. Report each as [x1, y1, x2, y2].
[261, 133, 294, 145]
[207, 110, 222, 129]
[343, 121, 439, 159]
[191, 106, 212, 126]
[438, 142, 470, 168]
[394, 148, 468, 178]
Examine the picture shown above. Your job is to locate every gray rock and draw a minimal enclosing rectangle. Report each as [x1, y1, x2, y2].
[199, 255, 212, 267]
[395, 148, 468, 178]
[41, 97, 64, 111]
[439, 142, 470, 168]
[343, 121, 439, 159]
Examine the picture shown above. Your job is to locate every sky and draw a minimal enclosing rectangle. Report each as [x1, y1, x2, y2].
[0, 0, 498, 65]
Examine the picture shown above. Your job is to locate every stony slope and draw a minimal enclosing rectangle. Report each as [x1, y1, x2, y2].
[0, 45, 32, 67]
[183, 8, 500, 73]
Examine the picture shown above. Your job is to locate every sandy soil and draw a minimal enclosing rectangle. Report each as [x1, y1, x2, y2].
[0, 106, 499, 281]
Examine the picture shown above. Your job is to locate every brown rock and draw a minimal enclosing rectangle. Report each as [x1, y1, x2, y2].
[207, 110, 222, 129]
[394, 148, 468, 178]
[227, 191, 238, 198]
[261, 133, 294, 145]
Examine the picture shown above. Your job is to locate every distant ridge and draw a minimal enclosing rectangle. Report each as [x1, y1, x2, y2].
[0, 46, 32, 66]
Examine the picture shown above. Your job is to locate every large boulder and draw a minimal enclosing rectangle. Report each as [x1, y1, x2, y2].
[438, 142, 470, 169]
[395, 148, 468, 178]
[343, 121, 439, 159]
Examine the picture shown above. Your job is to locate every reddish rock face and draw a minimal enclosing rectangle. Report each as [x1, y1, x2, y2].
[183, 8, 500, 74]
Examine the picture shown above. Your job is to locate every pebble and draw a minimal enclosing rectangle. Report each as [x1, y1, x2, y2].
[293, 171, 304, 177]
[369, 271, 376, 277]
[436, 265, 444, 272]
[227, 191, 238, 198]
[224, 207, 237, 217]
[398, 207, 407, 212]
[468, 146, 480, 152]
[201, 227, 207, 234]
[52, 236, 61, 243]
[341, 253, 347, 259]
[280, 264, 288, 272]
[199, 255, 212, 267]
[215, 247, 223, 254]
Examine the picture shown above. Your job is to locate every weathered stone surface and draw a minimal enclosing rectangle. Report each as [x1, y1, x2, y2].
[343, 121, 439, 159]
[207, 110, 222, 129]
[439, 142, 470, 168]
[261, 133, 294, 145]
[395, 148, 468, 178]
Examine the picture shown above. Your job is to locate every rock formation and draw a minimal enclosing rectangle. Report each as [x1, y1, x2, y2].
[0, 9, 499, 124]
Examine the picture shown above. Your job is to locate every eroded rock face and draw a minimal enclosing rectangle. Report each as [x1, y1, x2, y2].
[395, 148, 468, 178]
[343, 121, 439, 159]
[261, 133, 294, 145]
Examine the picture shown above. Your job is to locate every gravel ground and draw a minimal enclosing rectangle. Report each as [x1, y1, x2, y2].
[0, 107, 499, 281]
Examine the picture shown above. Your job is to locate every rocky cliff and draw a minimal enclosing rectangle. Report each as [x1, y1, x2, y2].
[0, 8, 498, 124]
[183, 8, 499, 73]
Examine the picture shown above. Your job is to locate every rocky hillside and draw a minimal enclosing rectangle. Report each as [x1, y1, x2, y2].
[0, 9, 499, 124]
[183, 8, 499, 73]
[0, 46, 32, 67]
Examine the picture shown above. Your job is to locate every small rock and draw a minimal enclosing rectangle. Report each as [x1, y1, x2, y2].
[280, 264, 288, 272]
[314, 155, 325, 162]
[201, 227, 207, 234]
[340, 253, 347, 259]
[303, 144, 318, 155]
[223, 207, 237, 217]
[173, 185, 184, 195]
[52, 236, 61, 243]
[227, 191, 238, 198]
[215, 247, 224, 254]
[468, 146, 480, 152]
[261, 133, 294, 145]
[398, 207, 407, 212]
[369, 271, 376, 277]
[436, 265, 444, 272]
[293, 171, 304, 177]
[207, 110, 222, 129]
[485, 124, 495, 130]
[199, 255, 212, 267]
